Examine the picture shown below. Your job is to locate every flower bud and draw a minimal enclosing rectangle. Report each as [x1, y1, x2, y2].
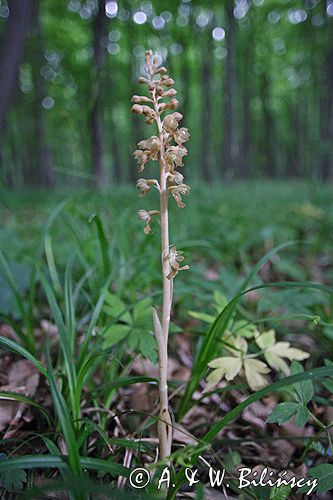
[159, 102, 168, 113]
[138, 76, 148, 84]
[162, 78, 175, 87]
[142, 106, 154, 119]
[145, 117, 154, 125]
[164, 89, 177, 97]
[148, 82, 155, 92]
[155, 66, 168, 75]
[131, 95, 152, 103]
[131, 104, 143, 114]
[157, 86, 164, 96]
[168, 99, 179, 110]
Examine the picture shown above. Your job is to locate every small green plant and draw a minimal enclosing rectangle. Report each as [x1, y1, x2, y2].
[131, 49, 190, 460]
[206, 327, 310, 391]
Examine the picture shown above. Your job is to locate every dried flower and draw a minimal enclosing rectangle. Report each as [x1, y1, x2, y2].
[133, 149, 148, 171]
[136, 178, 160, 197]
[165, 146, 187, 168]
[169, 183, 190, 208]
[164, 245, 189, 279]
[174, 127, 190, 145]
[162, 112, 183, 132]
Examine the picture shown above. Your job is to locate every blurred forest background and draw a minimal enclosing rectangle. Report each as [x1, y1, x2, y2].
[0, 0, 332, 190]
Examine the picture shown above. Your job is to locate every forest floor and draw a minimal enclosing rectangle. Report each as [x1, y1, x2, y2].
[0, 180, 333, 499]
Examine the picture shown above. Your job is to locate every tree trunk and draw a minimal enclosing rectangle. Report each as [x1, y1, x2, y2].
[223, 0, 237, 177]
[201, 33, 213, 181]
[32, 0, 54, 187]
[261, 72, 276, 177]
[320, 47, 333, 181]
[0, 0, 35, 132]
[90, 0, 106, 190]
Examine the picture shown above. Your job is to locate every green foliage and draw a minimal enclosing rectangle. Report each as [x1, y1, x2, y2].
[266, 361, 314, 427]
[307, 464, 333, 494]
[103, 294, 157, 362]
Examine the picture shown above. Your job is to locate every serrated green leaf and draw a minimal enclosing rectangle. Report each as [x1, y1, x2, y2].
[308, 463, 333, 494]
[139, 332, 157, 363]
[266, 402, 299, 425]
[128, 330, 139, 351]
[133, 298, 152, 324]
[294, 404, 310, 427]
[103, 324, 130, 348]
[104, 293, 132, 324]
[270, 484, 292, 500]
[290, 361, 314, 404]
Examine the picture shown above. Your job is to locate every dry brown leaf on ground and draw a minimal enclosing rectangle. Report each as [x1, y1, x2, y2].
[0, 359, 40, 434]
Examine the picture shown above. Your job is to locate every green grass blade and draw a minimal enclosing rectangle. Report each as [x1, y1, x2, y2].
[78, 277, 112, 368]
[45, 344, 81, 478]
[0, 454, 128, 477]
[0, 335, 47, 377]
[39, 271, 78, 419]
[44, 234, 62, 295]
[88, 213, 111, 276]
[0, 392, 51, 424]
[64, 257, 75, 353]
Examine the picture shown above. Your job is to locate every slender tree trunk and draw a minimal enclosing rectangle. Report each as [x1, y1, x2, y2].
[261, 72, 276, 177]
[201, 33, 213, 181]
[0, 0, 35, 131]
[32, 0, 54, 187]
[90, 0, 106, 190]
[320, 47, 333, 181]
[223, 0, 237, 176]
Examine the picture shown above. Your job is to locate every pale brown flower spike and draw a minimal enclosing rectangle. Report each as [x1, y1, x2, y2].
[131, 50, 190, 460]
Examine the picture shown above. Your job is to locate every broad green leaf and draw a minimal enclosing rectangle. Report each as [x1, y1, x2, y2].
[104, 293, 132, 324]
[270, 484, 292, 500]
[307, 463, 333, 494]
[133, 298, 152, 323]
[103, 324, 130, 348]
[290, 361, 314, 404]
[294, 405, 310, 427]
[188, 310, 215, 324]
[266, 402, 299, 425]
[139, 332, 157, 363]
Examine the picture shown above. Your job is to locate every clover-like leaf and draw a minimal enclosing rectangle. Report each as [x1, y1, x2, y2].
[255, 329, 276, 349]
[243, 358, 270, 391]
[205, 357, 242, 392]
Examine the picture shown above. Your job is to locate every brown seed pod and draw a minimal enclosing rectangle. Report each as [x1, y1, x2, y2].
[131, 104, 143, 114]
